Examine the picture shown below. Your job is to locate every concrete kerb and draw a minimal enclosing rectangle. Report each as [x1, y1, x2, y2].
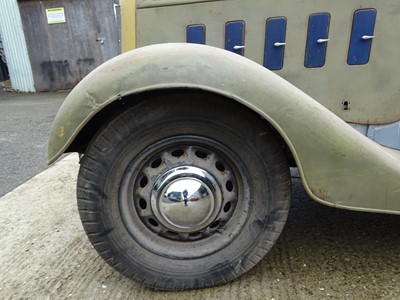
[0, 153, 79, 202]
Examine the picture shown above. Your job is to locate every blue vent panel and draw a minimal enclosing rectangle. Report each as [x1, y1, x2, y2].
[225, 21, 245, 55]
[264, 17, 287, 70]
[187, 24, 206, 44]
[347, 9, 377, 65]
[305, 13, 330, 68]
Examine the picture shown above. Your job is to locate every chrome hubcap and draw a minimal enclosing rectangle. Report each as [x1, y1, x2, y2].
[151, 166, 222, 233]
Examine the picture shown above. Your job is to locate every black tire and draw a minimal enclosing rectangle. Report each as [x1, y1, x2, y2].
[77, 91, 291, 290]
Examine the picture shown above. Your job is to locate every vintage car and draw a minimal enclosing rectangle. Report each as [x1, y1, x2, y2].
[48, 0, 400, 291]
[165, 191, 183, 202]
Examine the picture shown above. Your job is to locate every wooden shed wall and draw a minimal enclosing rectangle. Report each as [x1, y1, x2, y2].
[19, 0, 120, 91]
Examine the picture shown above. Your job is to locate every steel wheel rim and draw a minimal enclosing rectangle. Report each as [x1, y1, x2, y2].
[119, 135, 251, 259]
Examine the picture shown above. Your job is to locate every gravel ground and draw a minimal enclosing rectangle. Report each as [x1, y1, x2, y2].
[0, 156, 398, 300]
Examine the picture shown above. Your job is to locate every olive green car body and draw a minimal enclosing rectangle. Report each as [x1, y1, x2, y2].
[48, 0, 400, 214]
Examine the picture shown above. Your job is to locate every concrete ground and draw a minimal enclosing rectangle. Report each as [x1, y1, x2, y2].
[0, 91, 399, 299]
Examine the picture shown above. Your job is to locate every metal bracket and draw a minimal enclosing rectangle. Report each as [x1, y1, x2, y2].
[317, 38, 330, 44]
[362, 35, 375, 40]
[274, 42, 286, 47]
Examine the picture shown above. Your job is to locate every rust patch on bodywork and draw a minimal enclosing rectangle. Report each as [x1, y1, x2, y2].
[317, 188, 330, 201]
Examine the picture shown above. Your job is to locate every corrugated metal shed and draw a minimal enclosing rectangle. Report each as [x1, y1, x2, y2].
[0, 0, 35, 92]
[0, 31, 9, 81]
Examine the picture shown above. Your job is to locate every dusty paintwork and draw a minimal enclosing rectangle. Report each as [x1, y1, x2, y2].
[136, 0, 222, 8]
[48, 43, 400, 214]
[133, 0, 400, 125]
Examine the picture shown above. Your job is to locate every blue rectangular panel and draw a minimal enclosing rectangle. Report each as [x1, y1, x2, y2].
[347, 9, 377, 65]
[264, 17, 287, 70]
[187, 24, 206, 44]
[225, 21, 245, 55]
[305, 13, 330, 68]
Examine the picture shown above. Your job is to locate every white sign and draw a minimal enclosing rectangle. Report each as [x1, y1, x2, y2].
[46, 8, 66, 24]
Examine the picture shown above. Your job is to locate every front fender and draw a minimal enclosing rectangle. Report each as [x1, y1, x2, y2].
[49, 43, 400, 214]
